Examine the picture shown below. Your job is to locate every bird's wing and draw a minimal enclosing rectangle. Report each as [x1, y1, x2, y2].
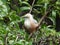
[33, 19, 38, 24]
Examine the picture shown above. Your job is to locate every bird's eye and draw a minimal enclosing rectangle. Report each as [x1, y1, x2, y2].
[24, 16, 29, 18]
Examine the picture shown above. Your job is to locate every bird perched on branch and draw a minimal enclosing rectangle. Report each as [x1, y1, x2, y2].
[22, 0, 49, 34]
[21, 0, 49, 38]
[22, 13, 39, 33]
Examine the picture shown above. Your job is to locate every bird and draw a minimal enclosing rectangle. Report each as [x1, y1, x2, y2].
[22, 12, 48, 38]
[22, 13, 39, 34]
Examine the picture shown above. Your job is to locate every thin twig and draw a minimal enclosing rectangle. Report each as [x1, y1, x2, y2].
[38, 0, 57, 27]
[37, 6, 52, 28]
[15, 35, 18, 42]
[29, 0, 35, 13]
[4, 32, 8, 45]
[28, 33, 33, 39]
[38, 11, 49, 26]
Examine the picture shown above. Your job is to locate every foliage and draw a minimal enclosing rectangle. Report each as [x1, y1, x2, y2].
[0, 0, 60, 45]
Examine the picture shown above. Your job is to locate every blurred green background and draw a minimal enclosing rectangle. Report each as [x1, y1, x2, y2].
[0, 0, 60, 45]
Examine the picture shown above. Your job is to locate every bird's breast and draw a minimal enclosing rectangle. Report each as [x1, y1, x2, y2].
[24, 19, 38, 33]
[24, 20, 31, 29]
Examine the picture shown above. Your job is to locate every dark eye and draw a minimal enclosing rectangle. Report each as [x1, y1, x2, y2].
[24, 16, 28, 18]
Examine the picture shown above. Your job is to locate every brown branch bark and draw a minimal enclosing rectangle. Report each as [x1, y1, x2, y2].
[37, 0, 57, 28]
[29, 0, 35, 13]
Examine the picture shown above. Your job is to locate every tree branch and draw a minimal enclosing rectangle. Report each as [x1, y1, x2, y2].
[37, 0, 57, 28]
[29, 0, 35, 13]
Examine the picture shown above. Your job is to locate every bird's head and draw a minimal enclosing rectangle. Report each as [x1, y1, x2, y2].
[22, 13, 33, 19]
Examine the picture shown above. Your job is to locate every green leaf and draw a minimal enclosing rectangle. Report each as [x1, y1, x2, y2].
[0, 40, 3, 45]
[22, 1, 30, 6]
[52, 10, 56, 18]
[20, 7, 30, 11]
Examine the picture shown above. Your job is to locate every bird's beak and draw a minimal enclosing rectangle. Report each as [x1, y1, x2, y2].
[22, 15, 25, 18]
[22, 15, 27, 18]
